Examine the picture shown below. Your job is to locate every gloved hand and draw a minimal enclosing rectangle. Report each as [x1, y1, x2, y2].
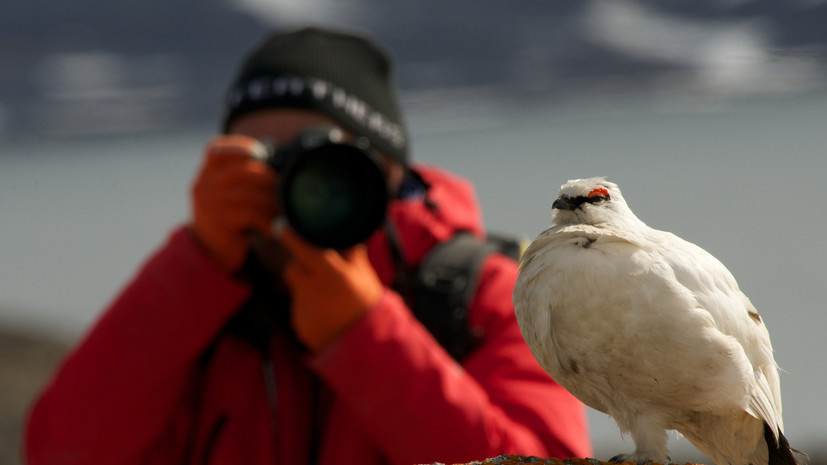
[277, 225, 384, 352]
[190, 135, 278, 273]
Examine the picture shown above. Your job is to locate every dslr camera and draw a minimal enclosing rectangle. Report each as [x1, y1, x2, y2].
[260, 127, 389, 249]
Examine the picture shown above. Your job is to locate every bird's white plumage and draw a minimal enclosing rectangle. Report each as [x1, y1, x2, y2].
[514, 177, 787, 465]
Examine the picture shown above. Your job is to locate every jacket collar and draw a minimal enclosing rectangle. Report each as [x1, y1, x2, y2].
[367, 164, 484, 287]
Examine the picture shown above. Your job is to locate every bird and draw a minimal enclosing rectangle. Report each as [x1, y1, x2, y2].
[513, 177, 800, 465]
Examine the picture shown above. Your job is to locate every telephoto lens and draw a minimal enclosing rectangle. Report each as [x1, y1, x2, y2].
[270, 128, 390, 249]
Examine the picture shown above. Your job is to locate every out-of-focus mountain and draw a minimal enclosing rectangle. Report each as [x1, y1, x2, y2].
[1, 0, 827, 141]
[0, 0, 268, 139]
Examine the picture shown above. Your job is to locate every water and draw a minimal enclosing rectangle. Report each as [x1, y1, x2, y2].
[2, 94, 825, 461]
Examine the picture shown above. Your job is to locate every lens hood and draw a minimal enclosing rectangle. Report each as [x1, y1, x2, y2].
[280, 142, 388, 249]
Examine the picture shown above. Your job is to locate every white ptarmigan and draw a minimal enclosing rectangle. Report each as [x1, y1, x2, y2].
[513, 177, 799, 465]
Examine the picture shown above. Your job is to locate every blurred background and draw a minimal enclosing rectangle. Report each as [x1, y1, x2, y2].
[1, 1, 825, 464]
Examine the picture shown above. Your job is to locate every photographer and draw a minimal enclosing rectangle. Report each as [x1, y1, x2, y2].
[25, 27, 591, 465]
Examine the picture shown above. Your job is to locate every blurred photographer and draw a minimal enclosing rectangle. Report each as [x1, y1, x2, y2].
[25, 27, 591, 465]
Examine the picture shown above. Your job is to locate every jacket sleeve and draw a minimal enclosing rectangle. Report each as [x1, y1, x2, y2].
[311, 253, 592, 465]
[25, 227, 251, 465]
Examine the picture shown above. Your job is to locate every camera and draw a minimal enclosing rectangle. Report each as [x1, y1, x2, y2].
[261, 127, 389, 249]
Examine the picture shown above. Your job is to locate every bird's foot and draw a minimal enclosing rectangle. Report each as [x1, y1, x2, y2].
[609, 453, 671, 465]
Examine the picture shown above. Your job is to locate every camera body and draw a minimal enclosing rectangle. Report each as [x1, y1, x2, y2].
[262, 127, 389, 249]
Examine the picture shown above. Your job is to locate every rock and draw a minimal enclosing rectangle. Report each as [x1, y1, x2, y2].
[424, 456, 694, 465]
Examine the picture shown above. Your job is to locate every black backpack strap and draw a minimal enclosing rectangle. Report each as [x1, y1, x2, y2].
[412, 231, 501, 362]
[483, 232, 523, 262]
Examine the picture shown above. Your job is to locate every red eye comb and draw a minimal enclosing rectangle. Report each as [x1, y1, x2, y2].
[588, 188, 609, 198]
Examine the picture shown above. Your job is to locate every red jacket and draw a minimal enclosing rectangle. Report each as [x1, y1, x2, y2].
[26, 164, 591, 465]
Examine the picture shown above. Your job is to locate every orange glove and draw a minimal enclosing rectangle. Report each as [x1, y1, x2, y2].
[278, 225, 384, 352]
[190, 135, 278, 273]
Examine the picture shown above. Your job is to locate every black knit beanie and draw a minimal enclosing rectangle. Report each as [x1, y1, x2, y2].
[222, 27, 408, 165]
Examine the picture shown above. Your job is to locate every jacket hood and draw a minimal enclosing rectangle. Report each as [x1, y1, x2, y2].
[367, 163, 485, 286]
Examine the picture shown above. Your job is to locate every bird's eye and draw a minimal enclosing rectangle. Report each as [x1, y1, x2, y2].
[588, 188, 609, 199]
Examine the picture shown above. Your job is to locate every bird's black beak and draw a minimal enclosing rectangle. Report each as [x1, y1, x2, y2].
[552, 197, 576, 211]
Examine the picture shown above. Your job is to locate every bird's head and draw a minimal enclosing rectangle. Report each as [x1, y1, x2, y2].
[551, 177, 642, 228]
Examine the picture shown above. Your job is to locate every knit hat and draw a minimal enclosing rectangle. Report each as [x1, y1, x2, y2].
[222, 27, 408, 164]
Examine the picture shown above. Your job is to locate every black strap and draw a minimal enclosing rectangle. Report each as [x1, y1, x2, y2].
[412, 232, 500, 361]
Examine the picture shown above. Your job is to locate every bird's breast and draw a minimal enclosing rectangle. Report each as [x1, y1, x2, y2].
[514, 228, 750, 414]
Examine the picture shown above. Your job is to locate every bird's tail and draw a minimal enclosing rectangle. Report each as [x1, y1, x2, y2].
[765, 422, 807, 465]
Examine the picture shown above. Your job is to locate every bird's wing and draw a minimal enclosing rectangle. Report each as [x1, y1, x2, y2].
[658, 231, 784, 433]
